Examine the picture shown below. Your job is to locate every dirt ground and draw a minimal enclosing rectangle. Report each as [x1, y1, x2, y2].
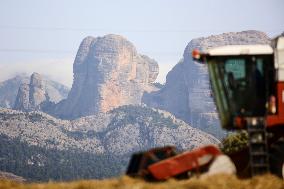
[0, 174, 283, 189]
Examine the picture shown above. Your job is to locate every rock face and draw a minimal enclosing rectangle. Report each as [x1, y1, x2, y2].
[54, 34, 159, 119]
[0, 75, 29, 108]
[14, 73, 47, 111]
[13, 73, 69, 112]
[143, 30, 271, 138]
[0, 74, 69, 109]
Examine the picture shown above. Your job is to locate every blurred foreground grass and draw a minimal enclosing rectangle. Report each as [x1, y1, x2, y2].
[0, 174, 283, 189]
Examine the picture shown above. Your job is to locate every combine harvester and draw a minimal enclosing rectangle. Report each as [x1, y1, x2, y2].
[126, 35, 284, 180]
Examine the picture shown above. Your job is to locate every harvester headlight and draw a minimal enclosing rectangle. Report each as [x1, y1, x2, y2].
[192, 49, 201, 60]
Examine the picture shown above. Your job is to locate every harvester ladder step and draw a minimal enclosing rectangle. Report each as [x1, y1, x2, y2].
[247, 118, 270, 176]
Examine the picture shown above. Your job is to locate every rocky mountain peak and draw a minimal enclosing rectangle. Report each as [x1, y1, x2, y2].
[54, 34, 159, 119]
[73, 36, 96, 66]
[0, 74, 69, 109]
[30, 72, 44, 89]
[143, 30, 271, 139]
[28, 72, 47, 109]
[13, 72, 47, 111]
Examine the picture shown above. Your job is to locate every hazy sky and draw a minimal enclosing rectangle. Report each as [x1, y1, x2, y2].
[0, 0, 283, 86]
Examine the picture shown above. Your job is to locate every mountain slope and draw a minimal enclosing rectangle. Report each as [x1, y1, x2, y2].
[0, 106, 218, 154]
[0, 105, 219, 181]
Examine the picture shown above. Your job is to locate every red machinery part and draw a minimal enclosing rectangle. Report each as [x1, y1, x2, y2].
[192, 49, 201, 60]
[148, 145, 222, 180]
[267, 82, 284, 127]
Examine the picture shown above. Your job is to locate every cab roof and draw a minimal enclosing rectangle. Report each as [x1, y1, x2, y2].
[203, 45, 273, 56]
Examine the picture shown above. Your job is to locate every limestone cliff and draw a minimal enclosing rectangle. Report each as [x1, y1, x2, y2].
[14, 73, 47, 111]
[54, 34, 159, 119]
[0, 74, 69, 109]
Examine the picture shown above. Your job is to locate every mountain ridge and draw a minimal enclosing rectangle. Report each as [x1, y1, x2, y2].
[0, 105, 219, 180]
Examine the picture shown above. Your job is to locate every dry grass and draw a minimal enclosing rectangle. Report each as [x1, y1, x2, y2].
[0, 174, 283, 189]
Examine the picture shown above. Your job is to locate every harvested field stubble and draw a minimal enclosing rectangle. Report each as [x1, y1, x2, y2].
[0, 174, 283, 189]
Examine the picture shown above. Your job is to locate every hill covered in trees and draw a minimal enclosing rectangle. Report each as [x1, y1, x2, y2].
[0, 105, 218, 181]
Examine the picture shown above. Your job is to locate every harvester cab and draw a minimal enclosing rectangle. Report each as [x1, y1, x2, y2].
[193, 36, 284, 177]
[192, 45, 275, 130]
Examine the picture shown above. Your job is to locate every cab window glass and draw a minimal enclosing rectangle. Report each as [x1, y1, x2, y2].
[224, 59, 245, 79]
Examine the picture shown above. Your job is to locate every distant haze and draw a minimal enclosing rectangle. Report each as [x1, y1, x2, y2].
[0, 58, 175, 86]
[0, 58, 74, 86]
[0, 0, 283, 85]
